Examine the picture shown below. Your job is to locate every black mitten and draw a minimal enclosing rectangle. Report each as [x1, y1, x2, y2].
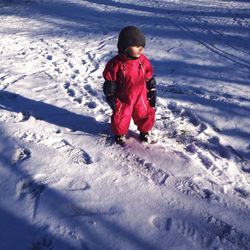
[147, 90, 156, 107]
[106, 96, 117, 112]
[103, 80, 117, 111]
[103, 80, 117, 97]
[146, 77, 156, 107]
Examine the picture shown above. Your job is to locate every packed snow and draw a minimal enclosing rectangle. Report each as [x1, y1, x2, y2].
[0, 0, 250, 249]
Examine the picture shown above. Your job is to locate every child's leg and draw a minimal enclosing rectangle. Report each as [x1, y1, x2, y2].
[111, 101, 133, 135]
[132, 96, 155, 133]
[133, 108, 155, 133]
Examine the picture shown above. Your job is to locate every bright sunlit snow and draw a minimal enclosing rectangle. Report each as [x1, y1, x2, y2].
[0, 0, 250, 249]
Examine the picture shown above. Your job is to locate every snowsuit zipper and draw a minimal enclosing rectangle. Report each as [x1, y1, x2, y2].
[122, 62, 126, 95]
[141, 95, 147, 112]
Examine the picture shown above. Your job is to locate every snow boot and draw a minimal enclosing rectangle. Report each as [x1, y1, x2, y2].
[115, 135, 126, 146]
[139, 132, 149, 143]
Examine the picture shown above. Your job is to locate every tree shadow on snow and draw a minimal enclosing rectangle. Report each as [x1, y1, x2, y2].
[0, 0, 249, 55]
[151, 58, 250, 87]
[0, 90, 109, 136]
[0, 133, 250, 249]
[0, 129, 75, 250]
[0, 205, 77, 250]
[89, 0, 250, 18]
[0, 130, 156, 250]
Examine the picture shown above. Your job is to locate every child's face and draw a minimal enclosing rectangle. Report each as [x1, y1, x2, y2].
[127, 46, 144, 58]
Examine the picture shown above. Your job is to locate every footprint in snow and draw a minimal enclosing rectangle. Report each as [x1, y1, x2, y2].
[185, 144, 196, 154]
[71, 74, 77, 80]
[198, 123, 208, 133]
[175, 219, 217, 248]
[63, 82, 70, 89]
[63, 82, 75, 96]
[46, 54, 53, 61]
[16, 179, 45, 201]
[0, 110, 30, 123]
[73, 96, 82, 104]
[15, 132, 93, 166]
[63, 82, 80, 100]
[167, 102, 208, 133]
[141, 162, 170, 186]
[175, 177, 219, 201]
[241, 164, 250, 174]
[202, 213, 250, 250]
[69, 148, 93, 165]
[196, 136, 232, 160]
[197, 152, 214, 169]
[83, 84, 98, 96]
[151, 215, 215, 249]
[52, 140, 93, 165]
[74, 69, 80, 74]
[180, 109, 200, 127]
[197, 150, 248, 190]
[167, 102, 182, 116]
[16, 178, 45, 219]
[86, 101, 97, 109]
[234, 187, 250, 199]
[106, 140, 170, 186]
[68, 62, 74, 69]
[12, 147, 31, 165]
[67, 88, 75, 97]
[150, 215, 172, 231]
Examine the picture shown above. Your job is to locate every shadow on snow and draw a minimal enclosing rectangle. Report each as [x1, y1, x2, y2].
[0, 0, 249, 53]
[0, 129, 156, 250]
[0, 90, 109, 136]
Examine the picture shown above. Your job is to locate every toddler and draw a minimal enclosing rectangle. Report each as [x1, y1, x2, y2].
[103, 26, 156, 145]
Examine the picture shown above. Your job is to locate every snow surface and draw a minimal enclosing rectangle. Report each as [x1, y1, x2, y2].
[0, 0, 250, 249]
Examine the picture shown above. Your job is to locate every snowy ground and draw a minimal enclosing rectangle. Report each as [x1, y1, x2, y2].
[0, 0, 250, 249]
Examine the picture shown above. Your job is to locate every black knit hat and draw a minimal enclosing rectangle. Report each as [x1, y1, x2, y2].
[117, 26, 146, 53]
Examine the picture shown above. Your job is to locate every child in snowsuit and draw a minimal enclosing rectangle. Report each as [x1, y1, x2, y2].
[103, 26, 156, 144]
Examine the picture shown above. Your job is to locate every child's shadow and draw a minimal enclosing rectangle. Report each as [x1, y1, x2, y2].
[0, 90, 109, 136]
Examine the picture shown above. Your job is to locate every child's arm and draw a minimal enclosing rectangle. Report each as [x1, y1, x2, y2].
[103, 59, 118, 112]
[103, 80, 117, 111]
[143, 56, 156, 108]
[146, 77, 156, 108]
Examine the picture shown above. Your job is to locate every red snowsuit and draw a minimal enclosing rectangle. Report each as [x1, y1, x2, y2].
[103, 53, 155, 135]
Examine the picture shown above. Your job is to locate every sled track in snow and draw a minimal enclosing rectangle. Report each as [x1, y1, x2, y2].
[166, 15, 250, 70]
[188, 15, 250, 57]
